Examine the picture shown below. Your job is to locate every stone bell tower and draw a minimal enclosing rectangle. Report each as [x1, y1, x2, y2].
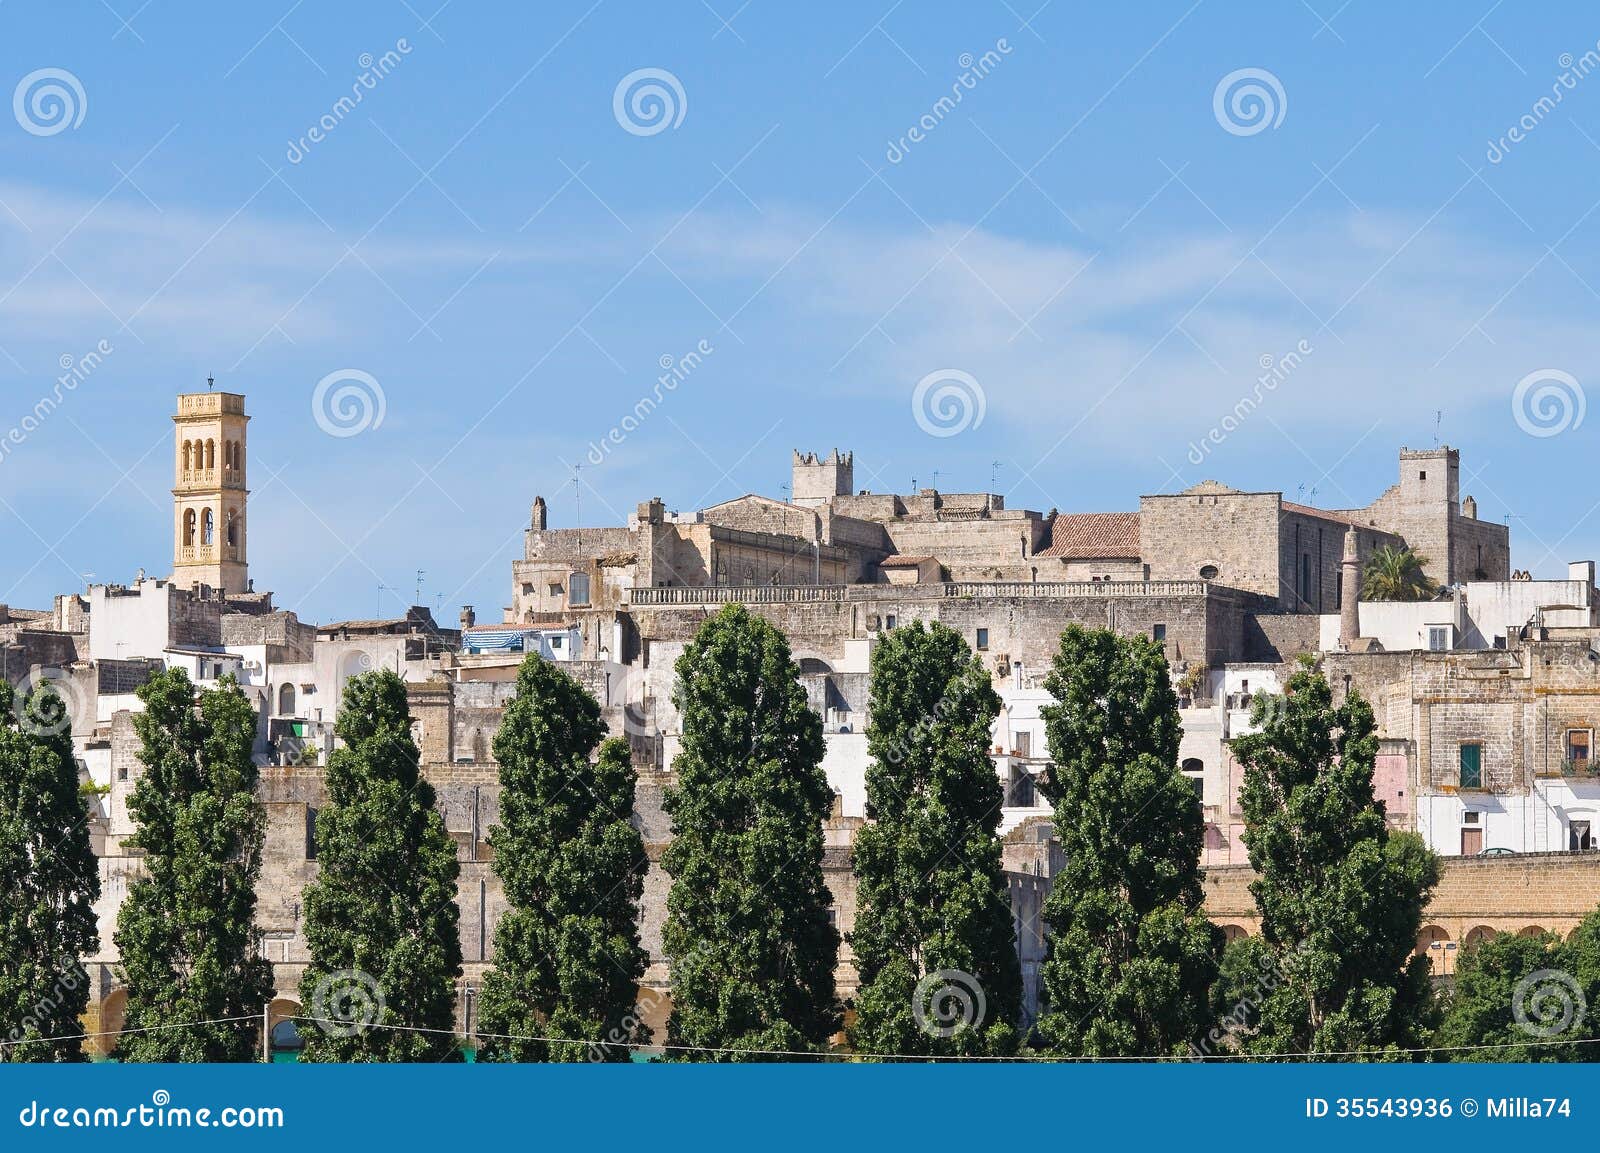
[171, 382, 249, 593]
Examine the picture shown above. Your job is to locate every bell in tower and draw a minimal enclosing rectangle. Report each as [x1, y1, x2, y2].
[170, 381, 250, 594]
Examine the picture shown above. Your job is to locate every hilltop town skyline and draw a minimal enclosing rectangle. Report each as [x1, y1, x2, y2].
[3, 5, 1600, 624]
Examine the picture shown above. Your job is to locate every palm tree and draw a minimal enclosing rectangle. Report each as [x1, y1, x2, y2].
[1362, 545, 1440, 602]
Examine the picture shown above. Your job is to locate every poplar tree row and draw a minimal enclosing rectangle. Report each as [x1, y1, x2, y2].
[4, 602, 1591, 1061]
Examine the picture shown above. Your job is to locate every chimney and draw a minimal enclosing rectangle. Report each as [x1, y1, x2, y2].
[1340, 526, 1361, 649]
[530, 496, 547, 531]
[460, 605, 476, 630]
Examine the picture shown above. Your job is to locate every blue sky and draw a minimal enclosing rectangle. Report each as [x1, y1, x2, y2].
[2, 1, 1599, 624]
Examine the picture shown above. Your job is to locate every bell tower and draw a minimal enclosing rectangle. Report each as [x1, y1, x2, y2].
[171, 381, 249, 593]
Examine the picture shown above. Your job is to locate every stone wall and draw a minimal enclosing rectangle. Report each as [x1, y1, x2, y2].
[1204, 851, 1600, 945]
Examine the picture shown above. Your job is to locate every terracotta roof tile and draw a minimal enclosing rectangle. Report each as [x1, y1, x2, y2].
[1038, 512, 1140, 559]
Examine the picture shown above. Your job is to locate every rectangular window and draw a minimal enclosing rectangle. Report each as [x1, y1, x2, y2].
[1427, 626, 1450, 652]
[568, 572, 591, 606]
[1568, 730, 1591, 766]
[1571, 820, 1593, 852]
[976, 628, 989, 651]
[1459, 743, 1483, 790]
[1152, 623, 1167, 643]
[884, 614, 897, 630]
[1014, 731, 1031, 758]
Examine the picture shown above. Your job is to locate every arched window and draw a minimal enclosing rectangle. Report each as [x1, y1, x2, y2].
[205, 439, 215, 470]
[182, 441, 193, 472]
[202, 508, 214, 546]
[182, 509, 196, 547]
[279, 683, 296, 715]
[568, 572, 591, 606]
[226, 510, 238, 548]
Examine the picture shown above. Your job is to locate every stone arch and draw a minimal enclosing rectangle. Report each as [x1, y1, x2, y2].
[268, 997, 304, 1060]
[205, 439, 215, 470]
[94, 987, 128, 1057]
[1417, 925, 1457, 975]
[1463, 925, 1498, 951]
[226, 509, 239, 548]
[797, 657, 834, 675]
[1518, 925, 1548, 938]
[339, 649, 374, 680]
[202, 507, 214, 546]
[182, 440, 193, 472]
[182, 508, 196, 548]
[1219, 923, 1251, 943]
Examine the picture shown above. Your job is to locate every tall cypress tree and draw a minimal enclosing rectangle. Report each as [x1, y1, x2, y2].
[300, 669, 462, 1061]
[662, 603, 840, 1060]
[477, 655, 648, 1062]
[849, 620, 1020, 1058]
[1036, 625, 1221, 1057]
[0, 679, 100, 1061]
[115, 669, 274, 1062]
[1231, 660, 1439, 1059]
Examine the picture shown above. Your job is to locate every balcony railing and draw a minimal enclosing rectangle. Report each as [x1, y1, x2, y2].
[629, 579, 1212, 606]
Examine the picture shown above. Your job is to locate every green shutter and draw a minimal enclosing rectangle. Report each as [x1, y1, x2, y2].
[1459, 744, 1482, 789]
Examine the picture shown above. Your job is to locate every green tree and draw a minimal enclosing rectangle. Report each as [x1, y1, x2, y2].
[1435, 909, 1600, 1062]
[849, 621, 1020, 1058]
[476, 656, 649, 1062]
[1362, 545, 1440, 602]
[662, 604, 840, 1060]
[1434, 931, 1578, 1060]
[0, 679, 100, 1061]
[299, 669, 462, 1062]
[114, 669, 274, 1062]
[1231, 661, 1440, 1059]
[1035, 626, 1221, 1057]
